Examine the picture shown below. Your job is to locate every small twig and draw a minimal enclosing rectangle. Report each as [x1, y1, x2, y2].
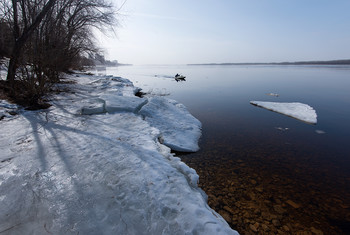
[0, 223, 22, 234]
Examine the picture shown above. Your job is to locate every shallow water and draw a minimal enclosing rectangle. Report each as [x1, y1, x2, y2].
[93, 64, 350, 234]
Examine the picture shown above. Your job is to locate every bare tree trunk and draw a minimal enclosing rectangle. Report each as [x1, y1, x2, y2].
[6, 0, 56, 85]
[7, 0, 19, 87]
[6, 46, 19, 87]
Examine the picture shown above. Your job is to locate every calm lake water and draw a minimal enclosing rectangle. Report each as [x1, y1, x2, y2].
[93, 65, 350, 234]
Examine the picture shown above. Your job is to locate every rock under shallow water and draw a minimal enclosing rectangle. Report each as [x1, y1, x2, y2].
[180, 141, 350, 234]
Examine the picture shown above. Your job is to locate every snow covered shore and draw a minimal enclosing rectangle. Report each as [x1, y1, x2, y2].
[0, 73, 237, 234]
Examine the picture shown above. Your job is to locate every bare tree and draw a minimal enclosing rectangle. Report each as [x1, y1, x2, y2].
[0, 21, 12, 57]
[1, 0, 118, 107]
[41, 0, 117, 73]
[5, 0, 57, 85]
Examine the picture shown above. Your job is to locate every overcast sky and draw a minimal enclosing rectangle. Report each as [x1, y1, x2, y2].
[97, 0, 350, 65]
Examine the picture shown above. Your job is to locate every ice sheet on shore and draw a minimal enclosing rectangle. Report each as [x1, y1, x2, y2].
[0, 73, 237, 234]
[140, 97, 202, 152]
[250, 101, 317, 124]
[79, 76, 200, 152]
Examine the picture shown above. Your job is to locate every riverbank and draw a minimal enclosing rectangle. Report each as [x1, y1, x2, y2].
[0, 72, 237, 234]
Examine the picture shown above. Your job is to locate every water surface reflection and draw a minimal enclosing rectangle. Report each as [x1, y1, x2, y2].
[98, 65, 350, 234]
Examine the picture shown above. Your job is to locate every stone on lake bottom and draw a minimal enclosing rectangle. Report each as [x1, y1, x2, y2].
[286, 199, 301, 209]
[273, 205, 286, 214]
[223, 206, 235, 215]
[249, 222, 260, 232]
[272, 219, 281, 227]
[219, 210, 232, 223]
[310, 227, 324, 235]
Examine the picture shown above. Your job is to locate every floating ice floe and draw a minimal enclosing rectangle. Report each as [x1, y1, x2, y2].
[0, 73, 237, 234]
[266, 93, 279, 97]
[250, 101, 317, 124]
[275, 127, 289, 131]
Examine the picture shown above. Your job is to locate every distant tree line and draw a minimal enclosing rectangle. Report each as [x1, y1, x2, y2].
[0, 0, 117, 108]
[188, 59, 350, 66]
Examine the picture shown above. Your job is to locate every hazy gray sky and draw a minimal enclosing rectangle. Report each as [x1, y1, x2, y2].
[98, 0, 350, 65]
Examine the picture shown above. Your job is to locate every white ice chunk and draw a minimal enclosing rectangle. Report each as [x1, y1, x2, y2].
[140, 97, 202, 152]
[88, 76, 138, 97]
[275, 127, 289, 131]
[315, 130, 326, 134]
[101, 94, 147, 113]
[145, 88, 171, 97]
[250, 101, 317, 124]
[266, 92, 279, 97]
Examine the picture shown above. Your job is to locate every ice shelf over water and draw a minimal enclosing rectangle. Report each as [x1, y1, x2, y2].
[140, 97, 202, 152]
[250, 101, 317, 124]
[0, 73, 237, 234]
